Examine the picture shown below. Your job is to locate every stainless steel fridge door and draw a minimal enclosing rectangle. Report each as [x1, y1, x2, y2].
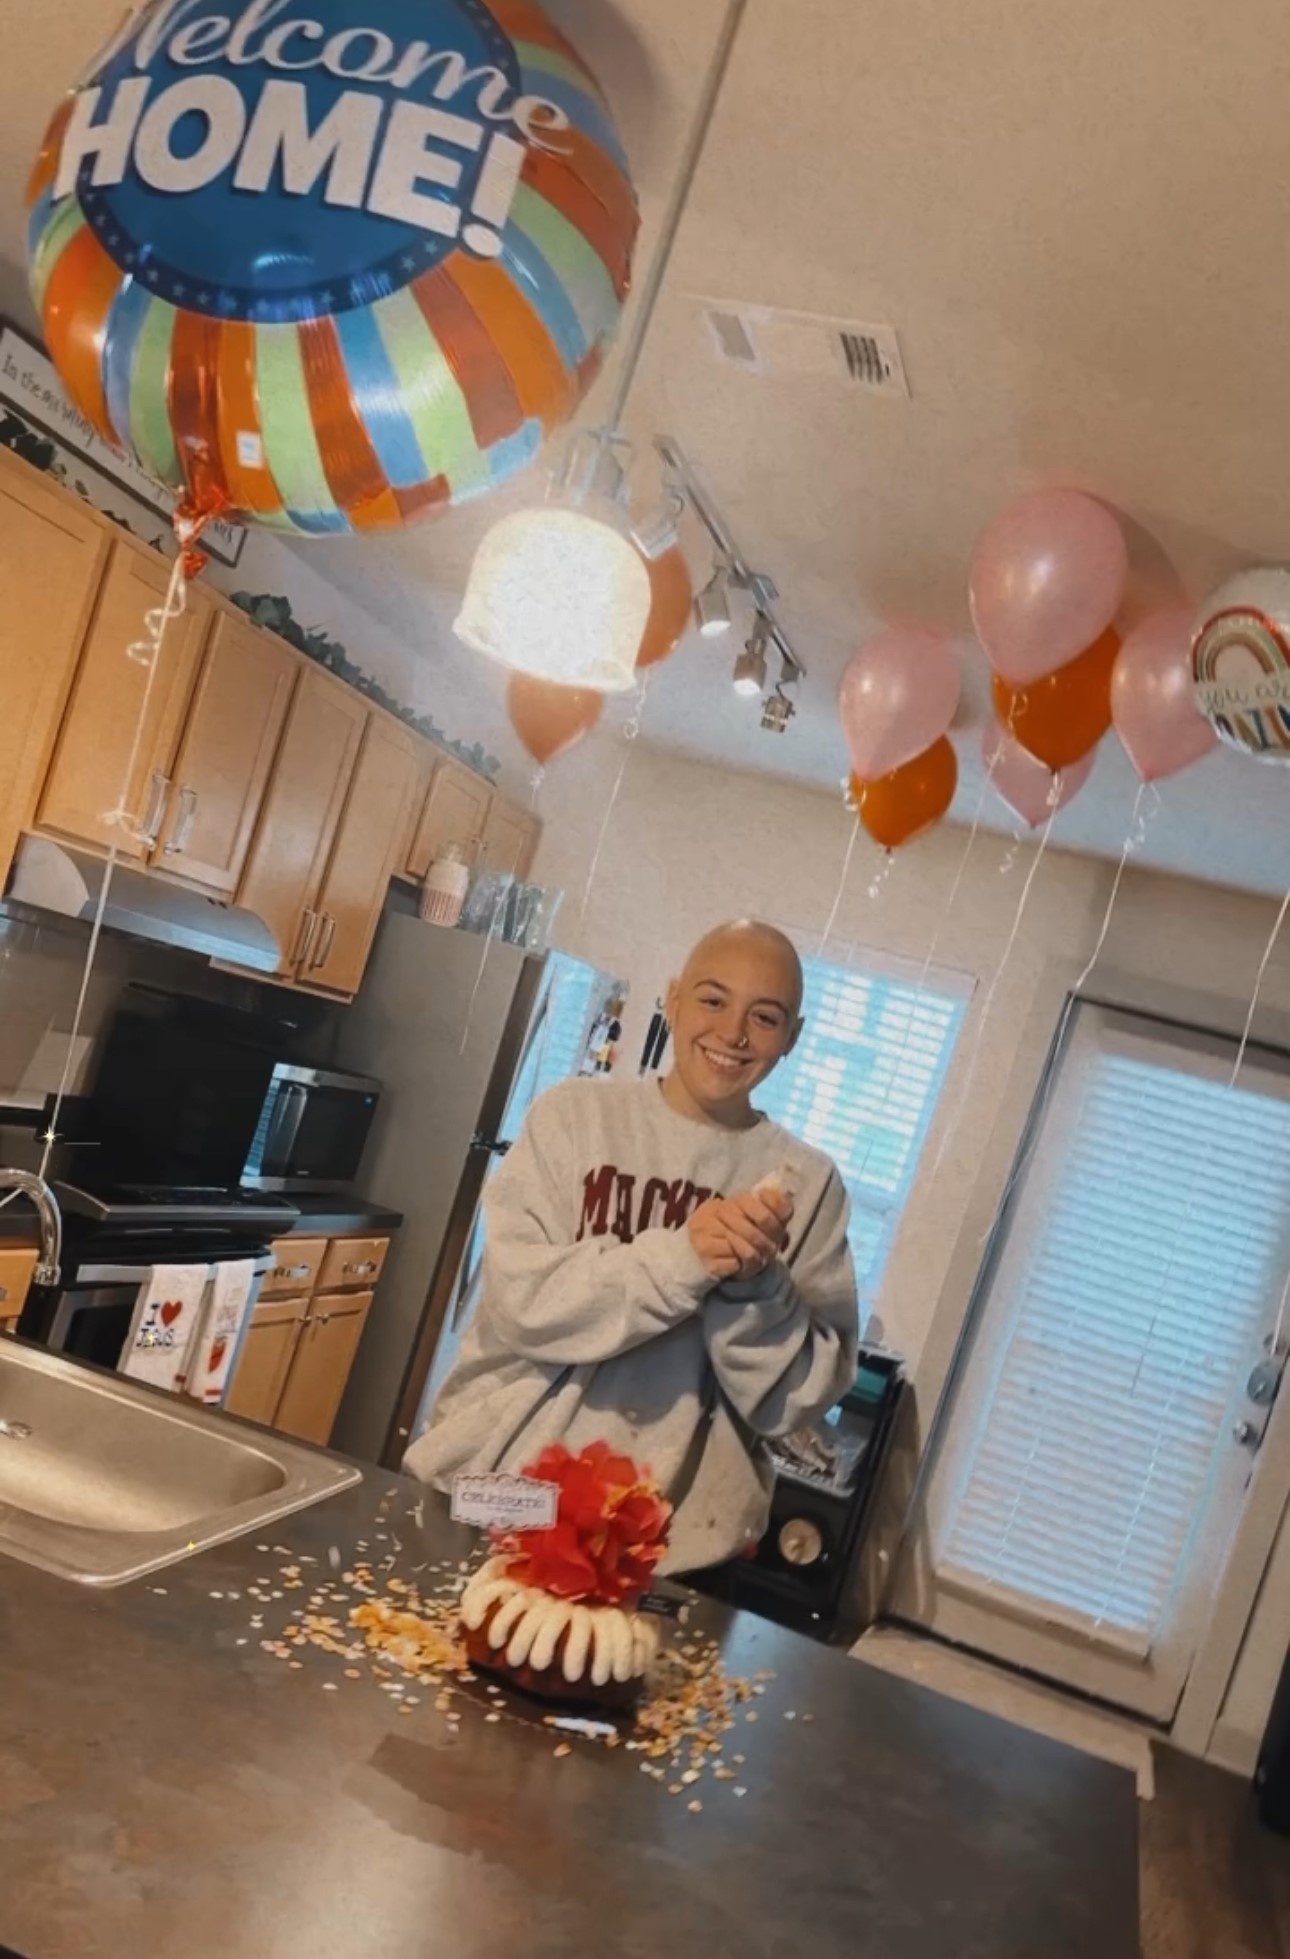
[328, 914, 541, 1464]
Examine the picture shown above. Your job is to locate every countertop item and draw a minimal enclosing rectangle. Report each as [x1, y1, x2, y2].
[0, 1472, 1138, 1959]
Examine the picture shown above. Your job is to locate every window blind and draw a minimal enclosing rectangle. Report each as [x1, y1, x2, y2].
[756, 955, 965, 1297]
[937, 1020, 1290, 1646]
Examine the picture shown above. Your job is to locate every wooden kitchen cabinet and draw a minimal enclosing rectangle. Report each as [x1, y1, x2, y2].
[223, 1295, 307, 1427]
[301, 714, 420, 998]
[317, 1235, 390, 1292]
[0, 453, 109, 884]
[273, 1290, 374, 1445]
[0, 1248, 38, 1331]
[395, 745, 438, 879]
[479, 794, 539, 879]
[37, 538, 212, 860]
[234, 666, 367, 980]
[153, 609, 297, 896]
[406, 755, 492, 879]
[260, 1236, 329, 1301]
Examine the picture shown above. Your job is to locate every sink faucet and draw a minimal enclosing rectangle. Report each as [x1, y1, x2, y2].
[0, 1170, 61, 1286]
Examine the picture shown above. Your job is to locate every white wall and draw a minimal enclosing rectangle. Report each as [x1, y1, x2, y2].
[532, 733, 1290, 1763]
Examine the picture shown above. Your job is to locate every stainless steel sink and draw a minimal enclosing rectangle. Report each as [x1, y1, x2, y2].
[0, 1339, 361, 1586]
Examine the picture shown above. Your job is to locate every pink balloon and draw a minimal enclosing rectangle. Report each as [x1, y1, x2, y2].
[1112, 604, 1219, 782]
[839, 627, 960, 780]
[983, 722, 1095, 828]
[970, 489, 1128, 685]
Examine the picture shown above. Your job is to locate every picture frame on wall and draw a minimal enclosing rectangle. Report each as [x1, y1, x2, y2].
[0, 318, 246, 568]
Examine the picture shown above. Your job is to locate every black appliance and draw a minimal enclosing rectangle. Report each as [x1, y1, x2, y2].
[18, 1181, 298, 1370]
[85, 988, 380, 1194]
[690, 1349, 904, 1643]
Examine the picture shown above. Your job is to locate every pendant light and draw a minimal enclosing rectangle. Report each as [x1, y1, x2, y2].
[455, 0, 748, 691]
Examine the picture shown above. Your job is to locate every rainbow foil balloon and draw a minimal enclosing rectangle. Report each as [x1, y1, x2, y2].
[26, 0, 637, 535]
[1192, 569, 1290, 765]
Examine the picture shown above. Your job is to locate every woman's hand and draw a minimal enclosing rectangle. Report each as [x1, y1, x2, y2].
[688, 1188, 794, 1281]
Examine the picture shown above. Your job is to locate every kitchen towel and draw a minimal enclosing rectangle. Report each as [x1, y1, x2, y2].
[120, 1264, 210, 1392]
[183, 1259, 258, 1406]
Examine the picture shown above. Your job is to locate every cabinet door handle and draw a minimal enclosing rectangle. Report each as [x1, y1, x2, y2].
[312, 912, 337, 969]
[0, 1286, 8, 1304]
[315, 1311, 331, 1327]
[344, 1260, 377, 1277]
[141, 769, 169, 846]
[292, 908, 318, 967]
[164, 784, 198, 855]
[276, 1264, 311, 1281]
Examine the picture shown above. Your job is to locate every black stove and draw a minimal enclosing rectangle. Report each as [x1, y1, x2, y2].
[18, 1182, 300, 1365]
[55, 1181, 300, 1233]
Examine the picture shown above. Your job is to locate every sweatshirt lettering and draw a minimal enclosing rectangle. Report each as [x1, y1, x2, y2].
[578, 1164, 716, 1245]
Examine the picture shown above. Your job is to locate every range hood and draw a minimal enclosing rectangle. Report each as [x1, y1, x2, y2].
[7, 835, 282, 974]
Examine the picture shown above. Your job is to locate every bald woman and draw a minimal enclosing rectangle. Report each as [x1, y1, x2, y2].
[408, 922, 859, 1572]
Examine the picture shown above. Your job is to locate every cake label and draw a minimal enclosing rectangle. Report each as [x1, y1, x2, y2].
[450, 1473, 560, 1531]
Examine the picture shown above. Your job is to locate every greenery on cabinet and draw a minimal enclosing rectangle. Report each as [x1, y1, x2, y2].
[0, 408, 163, 547]
[232, 591, 500, 782]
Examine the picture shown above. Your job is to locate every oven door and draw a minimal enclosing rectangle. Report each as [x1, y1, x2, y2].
[244, 1065, 380, 1192]
[33, 1256, 268, 1380]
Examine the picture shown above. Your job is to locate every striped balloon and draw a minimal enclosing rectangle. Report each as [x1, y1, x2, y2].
[26, 0, 637, 535]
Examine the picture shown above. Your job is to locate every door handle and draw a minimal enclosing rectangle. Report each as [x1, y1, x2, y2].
[141, 769, 169, 846]
[276, 1263, 311, 1282]
[292, 908, 318, 968]
[164, 784, 198, 855]
[344, 1260, 377, 1277]
[312, 913, 337, 969]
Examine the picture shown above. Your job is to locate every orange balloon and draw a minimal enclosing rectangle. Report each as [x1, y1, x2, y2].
[991, 626, 1120, 772]
[507, 673, 603, 766]
[852, 736, 958, 849]
[636, 544, 692, 668]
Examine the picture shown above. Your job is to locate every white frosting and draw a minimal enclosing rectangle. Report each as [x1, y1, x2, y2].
[460, 1558, 661, 1686]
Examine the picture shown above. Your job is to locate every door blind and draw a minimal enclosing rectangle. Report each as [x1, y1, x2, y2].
[938, 1020, 1290, 1647]
[756, 956, 965, 1297]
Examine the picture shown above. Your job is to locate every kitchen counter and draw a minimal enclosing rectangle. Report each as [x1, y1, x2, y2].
[281, 1194, 403, 1236]
[0, 1472, 1139, 1959]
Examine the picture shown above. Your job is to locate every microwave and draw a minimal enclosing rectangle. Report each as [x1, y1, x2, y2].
[84, 990, 382, 1194]
[242, 1062, 380, 1192]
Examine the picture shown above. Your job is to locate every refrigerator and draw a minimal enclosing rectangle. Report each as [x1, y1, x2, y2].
[329, 905, 614, 1468]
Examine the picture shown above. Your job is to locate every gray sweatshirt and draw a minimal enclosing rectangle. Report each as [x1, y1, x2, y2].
[405, 1076, 859, 1572]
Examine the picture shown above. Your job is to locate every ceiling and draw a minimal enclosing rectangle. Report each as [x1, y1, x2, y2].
[2, 0, 1288, 893]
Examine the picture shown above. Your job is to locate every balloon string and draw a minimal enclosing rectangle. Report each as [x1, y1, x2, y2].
[38, 550, 189, 1174]
[984, 779, 1155, 1237]
[818, 821, 860, 955]
[576, 676, 652, 934]
[1230, 880, 1290, 1089]
[930, 794, 1059, 1183]
[529, 765, 546, 812]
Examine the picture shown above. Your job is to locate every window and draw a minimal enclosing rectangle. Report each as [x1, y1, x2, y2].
[934, 1003, 1290, 1653]
[755, 951, 967, 1303]
[504, 951, 617, 1137]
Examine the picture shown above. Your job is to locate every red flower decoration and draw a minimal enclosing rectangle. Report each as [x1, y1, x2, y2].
[494, 1441, 672, 1606]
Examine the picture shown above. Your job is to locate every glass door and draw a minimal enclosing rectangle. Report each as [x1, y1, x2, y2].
[895, 1001, 1290, 1721]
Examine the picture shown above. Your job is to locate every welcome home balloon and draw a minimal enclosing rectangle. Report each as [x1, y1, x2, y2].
[27, 0, 637, 534]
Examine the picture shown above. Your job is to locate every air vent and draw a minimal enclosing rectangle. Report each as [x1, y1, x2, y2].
[702, 306, 763, 371]
[696, 302, 909, 397]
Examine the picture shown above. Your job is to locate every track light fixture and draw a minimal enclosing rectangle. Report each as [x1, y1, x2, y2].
[695, 558, 734, 638]
[761, 686, 796, 734]
[733, 617, 771, 696]
[657, 434, 806, 690]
